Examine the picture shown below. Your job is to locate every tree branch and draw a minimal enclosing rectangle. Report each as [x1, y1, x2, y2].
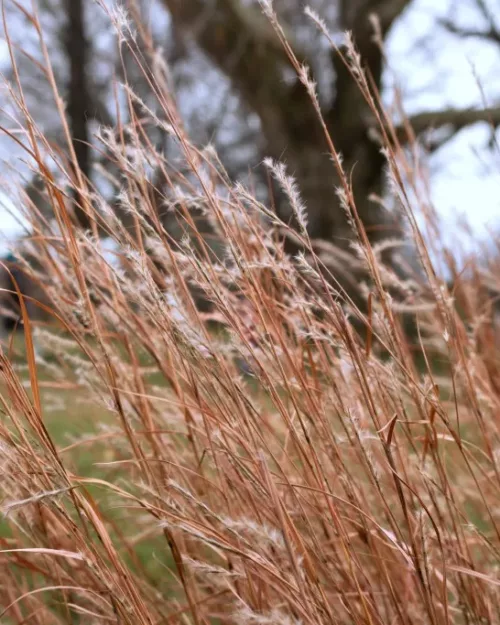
[439, 18, 500, 45]
[439, 0, 500, 44]
[399, 106, 500, 141]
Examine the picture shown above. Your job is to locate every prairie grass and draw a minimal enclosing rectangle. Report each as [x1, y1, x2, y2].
[1, 3, 500, 625]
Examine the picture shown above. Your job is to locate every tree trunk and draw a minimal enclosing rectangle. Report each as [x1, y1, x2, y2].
[64, 0, 92, 230]
[258, 61, 397, 248]
[0, 259, 50, 333]
[161, 0, 406, 252]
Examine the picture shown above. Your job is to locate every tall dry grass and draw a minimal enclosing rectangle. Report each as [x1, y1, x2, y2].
[1, 3, 500, 624]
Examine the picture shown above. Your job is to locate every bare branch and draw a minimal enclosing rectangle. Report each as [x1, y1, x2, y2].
[439, 0, 500, 45]
[367, 104, 500, 151]
[439, 18, 500, 45]
[396, 105, 500, 145]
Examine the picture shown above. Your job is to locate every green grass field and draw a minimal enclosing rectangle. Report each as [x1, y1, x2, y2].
[0, 330, 180, 594]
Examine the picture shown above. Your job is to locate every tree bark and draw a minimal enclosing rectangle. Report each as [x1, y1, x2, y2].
[64, 0, 93, 230]
[161, 0, 413, 248]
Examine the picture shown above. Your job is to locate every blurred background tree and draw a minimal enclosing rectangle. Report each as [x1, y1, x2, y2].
[1, 0, 500, 256]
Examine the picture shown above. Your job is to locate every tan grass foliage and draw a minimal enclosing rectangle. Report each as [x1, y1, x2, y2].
[1, 3, 500, 624]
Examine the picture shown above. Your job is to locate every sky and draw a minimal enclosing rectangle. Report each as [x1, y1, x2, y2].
[0, 0, 499, 249]
[386, 0, 500, 242]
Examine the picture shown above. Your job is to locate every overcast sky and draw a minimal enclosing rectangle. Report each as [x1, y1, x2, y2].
[386, 0, 500, 243]
[0, 0, 499, 250]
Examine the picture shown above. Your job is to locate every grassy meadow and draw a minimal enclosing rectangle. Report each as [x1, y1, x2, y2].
[1, 4, 500, 625]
